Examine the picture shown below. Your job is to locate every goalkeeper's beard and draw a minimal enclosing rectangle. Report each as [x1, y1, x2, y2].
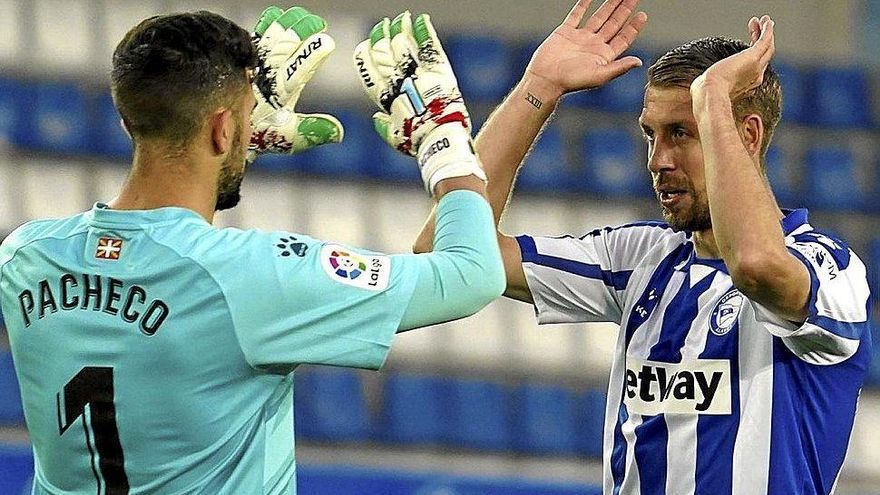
[215, 121, 246, 212]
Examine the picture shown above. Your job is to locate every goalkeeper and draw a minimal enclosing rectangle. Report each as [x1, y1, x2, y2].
[0, 6, 502, 495]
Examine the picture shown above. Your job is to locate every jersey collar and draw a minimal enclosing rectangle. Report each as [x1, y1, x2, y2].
[85, 203, 207, 227]
[676, 209, 810, 273]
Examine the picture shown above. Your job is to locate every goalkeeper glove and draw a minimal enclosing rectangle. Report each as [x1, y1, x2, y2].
[248, 6, 343, 164]
[353, 11, 486, 194]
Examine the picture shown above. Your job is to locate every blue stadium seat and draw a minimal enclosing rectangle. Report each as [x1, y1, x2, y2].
[764, 146, 800, 209]
[0, 351, 24, 425]
[513, 383, 578, 455]
[868, 239, 880, 309]
[580, 128, 648, 197]
[368, 136, 421, 184]
[578, 389, 606, 458]
[93, 92, 132, 159]
[249, 151, 306, 173]
[0, 78, 31, 147]
[772, 62, 807, 124]
[807, 67, 872, 128]
[379, 374, 450, 445]
[446, 34, 513, 102]
[22, 82, 92, 154]
[294, 367, 370, 442]
[301, 110, 371, 178]
[598, 50, 651, 114]
[0, 444, 33, 495]
[516, 125, 573, 192]
[446, 378, 510, 451]
[803, 145, 865, 211]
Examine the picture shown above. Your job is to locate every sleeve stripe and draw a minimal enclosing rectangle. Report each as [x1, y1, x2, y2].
[516, 235, 632, 291]
[809, 315, 869, 340]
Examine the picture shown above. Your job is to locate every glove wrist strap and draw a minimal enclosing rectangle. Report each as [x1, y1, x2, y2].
[417, 124, 486, 195]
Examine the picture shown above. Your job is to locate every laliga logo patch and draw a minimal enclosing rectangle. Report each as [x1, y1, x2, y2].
[320, 244, 390, 291]
[710, 289, 743, 336]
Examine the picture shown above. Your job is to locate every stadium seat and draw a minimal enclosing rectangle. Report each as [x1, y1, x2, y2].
[869, 239, 880, 309]
[764, 146, 800, 209]
[580, 127, 648, 197]
[22, 82, 92, 155]
[368, 138, 421, 184]
[301, 109, 371, 178]
[0, 350, 24, 425]
[249, 152, 305, 173]
[93, 91, 132, 159]
[772, 62, 807, 124]
[512, 383, 578, 455]
[803, 145, 865, 211]
[0, 443, 33, 495]
[516, 124, 573, 192]
[446, 378, 510, 451]
[0, 77, 30, 147]
[294, 367, 370, 442]
[807, 67, 873, 128]
[379, 373, 451, 445]
[446, 33, 513, 102]
[598, 50, 651, 114]
[578, 388, 606, 458]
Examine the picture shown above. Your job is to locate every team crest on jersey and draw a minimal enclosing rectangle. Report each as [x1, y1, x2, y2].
[320, 244, 390, 291]
[710, 289, 743, 336]
[95, 237, 123, 260]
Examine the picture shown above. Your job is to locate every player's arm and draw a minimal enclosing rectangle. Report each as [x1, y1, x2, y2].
[413, 0, 647, 302]
[690, 16, 810, 322]
[352, 12, 505, 330]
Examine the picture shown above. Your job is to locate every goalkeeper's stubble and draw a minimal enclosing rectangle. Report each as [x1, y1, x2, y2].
[216, 119, 247, 212]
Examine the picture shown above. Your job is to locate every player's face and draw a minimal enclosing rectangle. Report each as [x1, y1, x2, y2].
[215, 85, 256, 211]
[639, 85, 711, 232]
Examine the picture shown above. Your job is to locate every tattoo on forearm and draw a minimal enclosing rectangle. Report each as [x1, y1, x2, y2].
[525, 92, 543, 110]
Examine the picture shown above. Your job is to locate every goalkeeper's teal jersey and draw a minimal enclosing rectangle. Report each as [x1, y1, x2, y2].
[0, 204, 419, 494]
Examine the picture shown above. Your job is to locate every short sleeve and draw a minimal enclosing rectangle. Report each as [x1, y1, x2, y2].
[516, 223, 679, 325]
[751, 232, 872, 365]
[204, 229, 419, 373]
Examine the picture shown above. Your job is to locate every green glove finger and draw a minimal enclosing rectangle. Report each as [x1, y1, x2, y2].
[293, 114, 344, 152]
[389, 11, 411, 39]
[275, 6, 327, 40]
[413, 14, 434, 49]
[254, 6, 283, 36]
[370, 17, 390, 47]
[371, 112, 407, 154]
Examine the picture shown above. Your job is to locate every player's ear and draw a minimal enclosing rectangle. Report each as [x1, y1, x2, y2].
[210, 108, 235, 155]
[739, 113, 764, 159]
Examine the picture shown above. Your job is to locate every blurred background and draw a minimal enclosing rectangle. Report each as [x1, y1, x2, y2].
[0, 0, 878, 494]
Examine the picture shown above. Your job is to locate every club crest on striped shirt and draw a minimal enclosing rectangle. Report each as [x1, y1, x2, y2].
[709, 289, 743, 336]
[95, 237, 123, 261]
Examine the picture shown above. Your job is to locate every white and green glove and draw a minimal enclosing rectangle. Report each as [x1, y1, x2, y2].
[248, 6, 343, 164]
[353, 12, 485, 193]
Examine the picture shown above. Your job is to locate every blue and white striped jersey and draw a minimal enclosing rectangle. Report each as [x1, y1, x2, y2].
[516, 209, 873, 495]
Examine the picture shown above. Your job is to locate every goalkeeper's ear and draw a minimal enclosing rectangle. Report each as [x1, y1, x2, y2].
[210, 108, 237, 155]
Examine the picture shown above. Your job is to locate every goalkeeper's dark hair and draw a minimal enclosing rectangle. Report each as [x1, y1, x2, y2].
[111, 11, 257, 148]
[648, 37, 782, 162]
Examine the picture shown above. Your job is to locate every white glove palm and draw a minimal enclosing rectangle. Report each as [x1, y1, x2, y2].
[248, 6, 343, 163]
[354, 12, 485, 193]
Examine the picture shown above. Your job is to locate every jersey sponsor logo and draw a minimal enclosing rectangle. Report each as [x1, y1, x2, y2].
[95, 237, 123, 260]
[624, 357, 731, 415]
[276, 235, 307, 258]
[320, 244, 390, 291]
[710, 289, 743, 336]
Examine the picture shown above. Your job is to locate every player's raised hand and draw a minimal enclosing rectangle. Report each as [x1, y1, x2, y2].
[690, 16, 776, 103]
[248, 6, 344, 163]
[354, 12, 485, 194]
[526, 0, 648, 97]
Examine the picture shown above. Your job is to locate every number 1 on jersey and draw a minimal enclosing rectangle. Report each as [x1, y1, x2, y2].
[58, 366, 130, 495]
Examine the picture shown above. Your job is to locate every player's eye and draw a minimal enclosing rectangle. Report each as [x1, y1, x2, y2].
[672, 127, 689, 140]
